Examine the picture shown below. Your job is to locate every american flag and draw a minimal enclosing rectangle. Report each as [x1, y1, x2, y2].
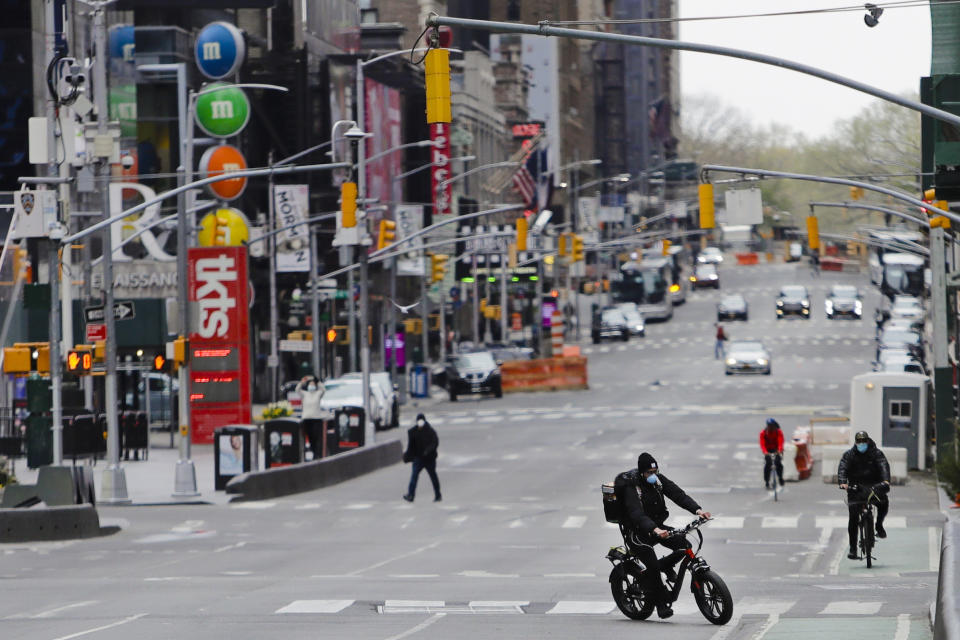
[511, 148, 546, 208]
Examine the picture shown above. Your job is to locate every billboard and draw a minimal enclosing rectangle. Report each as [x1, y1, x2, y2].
[364, 78, 403, 214]
[188, 246, 251, 443]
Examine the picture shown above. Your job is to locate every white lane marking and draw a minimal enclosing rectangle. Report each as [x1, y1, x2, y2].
[448, 515, 469, 526]
[276, 600, 355, 614]
[50, 613, 147, 640]
[762, 516, 799, 528]
[449, 417, 472, 424]
[733, 451, 749, 461]
[546, 601, 616, 614]
[458, 570, 520, 578]
[700, 454, 720, 461]
[294, 503, 322, 510]
[930, 526, 942, 572]
[562, 516, 587, 529]
[508, 520, 526, 528]
[348, 541, 441, 576]
[544, 573, 596, 578]
[708, 517, 744, 529]
[382, 613, 446, 639]
[895, 613, 911, 640]
[468, 601, 528, 612]
[510, 414, 534, 421]
[801, 526, 834, 575]
[170, 520, 205, 532]
[388, 574, 439, 579]
[214, 541, 247, 553]
[479, 415, 501, 423]
[230, 502, 277, 510]
[13, 601, 99, 619]
[819, 601, 882, 615]
[344, 503, 374, 510]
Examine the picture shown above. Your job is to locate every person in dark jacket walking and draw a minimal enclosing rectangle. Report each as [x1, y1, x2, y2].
[619, 452, 712, 619]
[838, 430, 891, 559]
[402, 413, 441, 502]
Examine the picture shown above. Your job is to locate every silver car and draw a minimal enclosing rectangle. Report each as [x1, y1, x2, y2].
[616, 303, 646, 336]
[725, 340, 772, 375]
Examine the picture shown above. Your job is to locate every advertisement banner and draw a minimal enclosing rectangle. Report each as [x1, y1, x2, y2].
[430, 122, 452, 217]
[365, 78, 403, 213]
[273, 185, 311, 272]
[188, 246, 252, 443]
[395, 204, 425, 276]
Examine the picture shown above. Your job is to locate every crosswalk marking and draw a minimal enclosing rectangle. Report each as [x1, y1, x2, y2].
[709, 516, 745, 529]
[545, 601, 616, 615]
[762, 516, 799, 528]
[562, 516, 587, 529]
[276, 600, 354, 614]
[819, 601, 882, 615]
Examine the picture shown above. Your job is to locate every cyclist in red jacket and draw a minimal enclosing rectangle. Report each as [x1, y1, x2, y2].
[760, 418, 785, 489]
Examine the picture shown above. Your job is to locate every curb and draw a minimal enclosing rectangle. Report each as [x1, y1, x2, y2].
[0, 504, 102, 543]
[226, 439, 402, 501]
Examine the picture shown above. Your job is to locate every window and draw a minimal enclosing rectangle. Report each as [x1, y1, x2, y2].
[508, 0, 520, 21]
[890, 400, 912, 418]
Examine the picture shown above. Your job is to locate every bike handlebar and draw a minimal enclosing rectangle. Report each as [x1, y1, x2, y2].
[666, 516, 712, 538]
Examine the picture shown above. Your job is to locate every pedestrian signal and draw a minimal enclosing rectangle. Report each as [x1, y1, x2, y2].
[153, 354, 167, 371]
[66, 348, 93, 374]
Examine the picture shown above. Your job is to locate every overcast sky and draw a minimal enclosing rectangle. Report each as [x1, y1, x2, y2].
[679, 1, 932, 138]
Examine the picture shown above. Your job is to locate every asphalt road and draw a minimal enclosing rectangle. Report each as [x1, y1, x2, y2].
[0, 260, 942, 640]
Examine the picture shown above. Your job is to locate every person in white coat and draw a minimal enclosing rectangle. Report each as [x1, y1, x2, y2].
[296, 375, 325, 459]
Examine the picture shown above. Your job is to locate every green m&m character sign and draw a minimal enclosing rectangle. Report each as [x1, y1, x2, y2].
[194, 82, 250, 138]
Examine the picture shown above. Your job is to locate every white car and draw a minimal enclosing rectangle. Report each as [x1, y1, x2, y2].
[889, 295, 924, 324]
[342, 372, 399, 429]
[319, 378, 390, 430]
[615, 303, 646, 336]
[697, 247, 724, 264]
[725, 340, 771, 375]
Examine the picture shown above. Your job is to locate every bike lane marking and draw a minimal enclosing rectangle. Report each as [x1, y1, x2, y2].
[833, 526, 937, 577]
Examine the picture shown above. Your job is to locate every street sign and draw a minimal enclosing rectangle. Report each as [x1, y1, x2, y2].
[199, 144, 248, 200]
[316, 278, 337, 289]
[85, 323, 106, 342]
[84, 301, 136, 323]
[194, 82, 250, 138]
[279, 339, 312, 353]
[195, 21, 246, 80]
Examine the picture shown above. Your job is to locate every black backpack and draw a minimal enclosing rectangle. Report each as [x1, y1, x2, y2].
[602, 469, 639, 524]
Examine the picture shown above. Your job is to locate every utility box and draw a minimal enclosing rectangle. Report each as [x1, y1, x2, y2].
[850, 372, 930, 470]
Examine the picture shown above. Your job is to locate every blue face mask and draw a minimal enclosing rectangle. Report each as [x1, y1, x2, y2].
[646, 473, 659, 484]
[856, 442, 868, 453]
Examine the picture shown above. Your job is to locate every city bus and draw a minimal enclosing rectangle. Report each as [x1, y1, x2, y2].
[610, 258, 675, 321]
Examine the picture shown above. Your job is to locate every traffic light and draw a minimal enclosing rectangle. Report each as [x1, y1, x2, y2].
[571, 234, 585, 262]
[662, 239, 671, 256]
[698, 183, 715, 229]
[341, 181, 357, 228]
[153, 354, 167, 371]
[327, 325, 349, 345]
[213, 213, 230, 246]
[558, 233, 568, 257]
[66, 347, 93, 375]
[516, 217, 528, 251]
[849, 186, 864, 200]
[34, 344, 50, 374]
[806, 215, 820, 251]
[377, 219, 396, 250]
[424, 47, 451, 124]
[431, 253, 449, 283]
[3, 346, 30, 373]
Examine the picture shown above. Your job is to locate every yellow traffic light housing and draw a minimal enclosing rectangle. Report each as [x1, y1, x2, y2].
[806, 215, 820, 251]
[328, 325, 349, 345]
[571, 235, 585, 262]
[662, 239, 672, 256]
[431, 253, 449, 283]
[2, 346, 30, 373]
[698, 183, 715, 229]
[341, 182, 357, 229]
[424, 48, 452, 124]
[849, 186, 864, 201]
[558, 233, 568, 257]
[34, 345, 50, 374]
[377, 219, 397, 250]
[516, 217, 528, 251]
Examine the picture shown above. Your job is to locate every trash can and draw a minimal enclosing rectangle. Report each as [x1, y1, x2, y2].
[411, 365, 429, 398]
[264, 418, 304, 468]
[333, 407, 365, 450]
[214, 424, 260, 490]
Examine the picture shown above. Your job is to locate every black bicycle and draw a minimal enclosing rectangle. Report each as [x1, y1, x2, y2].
[765, 452, 781, 501]
[844, 484, 882, 568]
[605, 517, 733, 625]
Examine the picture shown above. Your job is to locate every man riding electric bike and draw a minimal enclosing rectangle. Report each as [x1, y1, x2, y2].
[838, 430, 891, 559]
[618, 452, 712, 619]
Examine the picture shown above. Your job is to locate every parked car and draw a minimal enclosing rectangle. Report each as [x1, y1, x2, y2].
[615, 302, 646, 336]
[724, 340, 772, 375]
[486, 343, 535, 366]
[124, 372, 177, 428]
[825, 284, 862, 320]
[776, 285, 810, 319]
[717, 294, 748, 321]
[889, 295, 925, 325]
[318, 377, 390, 429]
[874, 349, 925, 374]
[876, 327, 925, 363]
[444, 350, 502, 401]
[697, 246, 724, 264]
[690, 263, 720, 289]
[591, 308, 630, 344]
[342, 372, 399, 429]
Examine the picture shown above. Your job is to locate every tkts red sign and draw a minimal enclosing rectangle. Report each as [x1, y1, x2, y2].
[188, 246, 251, 443]
[430, 122, 452, 216]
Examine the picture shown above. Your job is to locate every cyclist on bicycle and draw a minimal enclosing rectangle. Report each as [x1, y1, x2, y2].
[619, 452, 712, 619]
[759, 418, 784, 489]
[838, 430, 891, 559]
